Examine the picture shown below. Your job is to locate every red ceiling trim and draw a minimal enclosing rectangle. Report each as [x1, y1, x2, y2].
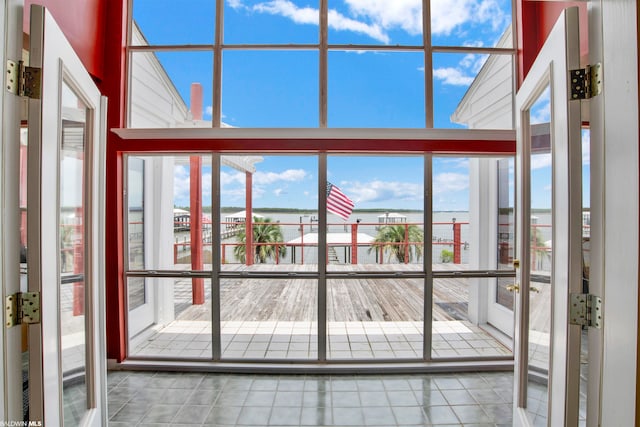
[110, 137, 516, 155]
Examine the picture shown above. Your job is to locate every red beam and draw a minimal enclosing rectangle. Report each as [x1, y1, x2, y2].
[109, 135, 515, 155]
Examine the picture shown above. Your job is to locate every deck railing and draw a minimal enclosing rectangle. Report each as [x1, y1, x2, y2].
[162, 220, 473, 266]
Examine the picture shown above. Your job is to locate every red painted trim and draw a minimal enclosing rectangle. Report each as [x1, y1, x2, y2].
[108, 135, 515, 155]
[103, 0, 128, 362]
[25, 0, 107, 80]
[106, 150, 126, 361]
[517, 1, 588, 86]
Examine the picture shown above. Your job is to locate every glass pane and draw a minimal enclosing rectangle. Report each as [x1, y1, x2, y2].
[225, 0, 319, 44]
[220, 155, 318, 272]
[129, 51, 214, 128]
[127, 157, 145, 309]
[432, 157, 470, 270]
[326, 155, 424, 272]
[431, 278, 512, 359]
[19, 126, 28, 420]
[221, 278, 317, 360]
[328, 0, 423, 45]
[435, 53, 514, 129]
[431, 0, 512, 48]
[60, 81, 88, 423]
[222, 51, 319, 127]
[580, 128, 591, 424]
[327, 278, 423, 360]
[526, 85, 551, 424]
[497, 157, 515, 310]
[131, 0, 215, 45]
[328, 51, 425, 128]
[127, 155, 212, 271]
[128, 278, 213, 359]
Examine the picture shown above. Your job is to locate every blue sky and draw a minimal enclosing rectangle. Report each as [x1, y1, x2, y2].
[133, 1, 589, 212]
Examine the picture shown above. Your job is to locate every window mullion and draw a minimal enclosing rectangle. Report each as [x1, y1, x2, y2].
[319, 0, 328, 128]
[423, 0, 433, 129]
[423, 153, 433, 361]
[318, 154, 327, 361]
[213, 0, 224, 128]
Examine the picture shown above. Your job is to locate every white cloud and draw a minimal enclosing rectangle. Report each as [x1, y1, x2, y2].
[530, 87, 551, 124]
[174, 165, 212, 205]
[229, 0, 509, 44]
[221, 170, 246, 186]
[228, 0, 245, 9]
[254, 0, 318, 25]
[433, 67, 474, 86]
[530, 102, 550, 125]
[254, 168, 307, 185]
[433, 172, 469, 195]
[531, 153, 552, 170]
[343, 0, 422, 36]
[205, 106, 213, 117]
[460, 53, 488, 73]
[582, 129, 590, 165]
[328, 9, 389, 43]
[343, 180, 423, 204]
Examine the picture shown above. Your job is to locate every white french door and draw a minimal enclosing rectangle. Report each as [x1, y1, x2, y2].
[26, 5, 107, 426]
[513, 7, 583, 426]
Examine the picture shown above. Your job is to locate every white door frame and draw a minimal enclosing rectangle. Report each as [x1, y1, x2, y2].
[27, 5, 107, 425]
[2, 0, 26, 421]
[513, 7, 583, 426]
[588, 0, 638, 425]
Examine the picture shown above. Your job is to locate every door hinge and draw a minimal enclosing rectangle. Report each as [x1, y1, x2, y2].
[569, 63, 602, 100]
[6, 60, 42, 99]
[569, 293, 602, 328]
[5, 292, 41, 328]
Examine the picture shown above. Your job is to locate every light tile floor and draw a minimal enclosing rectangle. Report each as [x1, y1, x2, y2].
[107, 370, 514, 426]
[130, 320, 511, 360]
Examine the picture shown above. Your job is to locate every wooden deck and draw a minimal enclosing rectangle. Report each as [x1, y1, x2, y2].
[175, 264, 470, 323]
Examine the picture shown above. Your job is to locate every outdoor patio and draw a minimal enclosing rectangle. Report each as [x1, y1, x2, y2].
[128, 266, 513, 361]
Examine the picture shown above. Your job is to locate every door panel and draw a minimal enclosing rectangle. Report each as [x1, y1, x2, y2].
[514, 7, 583, 426]
[27, 5, 107, 426]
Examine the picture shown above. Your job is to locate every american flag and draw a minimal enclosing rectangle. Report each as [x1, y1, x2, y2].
[326, 182, 354, 220]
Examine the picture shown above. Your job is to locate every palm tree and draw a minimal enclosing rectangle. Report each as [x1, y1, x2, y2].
[369, 224, 424, 263]
[234, 216, 287, 263]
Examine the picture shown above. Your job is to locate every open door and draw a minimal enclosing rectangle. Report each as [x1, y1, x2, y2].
[26, 5, 107, 425]
[513, 7, 583, 426]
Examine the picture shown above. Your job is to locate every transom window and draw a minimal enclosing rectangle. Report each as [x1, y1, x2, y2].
[127, 0, 515, 129]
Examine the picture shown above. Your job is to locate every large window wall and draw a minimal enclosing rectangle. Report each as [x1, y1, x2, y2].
[123, 153, 515, 364]
[122, 0, 517, 367]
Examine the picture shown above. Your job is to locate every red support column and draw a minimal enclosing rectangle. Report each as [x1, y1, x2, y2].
[190, 156, 204, 304]
[404, 223, 409, 264]
[245, 172, 254, 265]
[300, 225, 304, 265]
[351, 223, 358, 264]
[453, 221, 462, 264]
